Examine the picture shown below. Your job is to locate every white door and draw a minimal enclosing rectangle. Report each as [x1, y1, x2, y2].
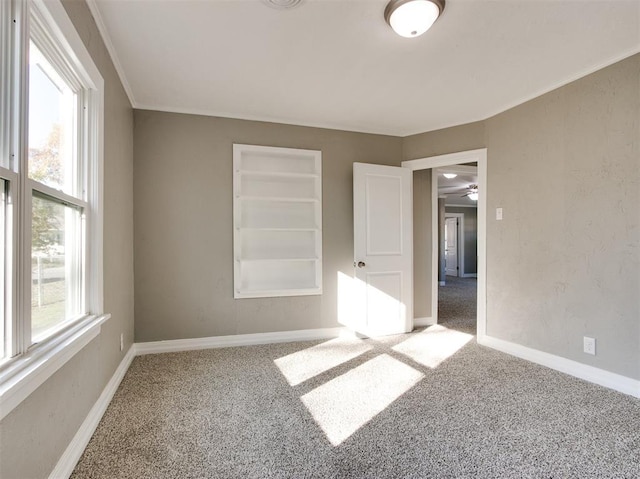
[445, 217, 458, 277]
[353, 163, 413, 336]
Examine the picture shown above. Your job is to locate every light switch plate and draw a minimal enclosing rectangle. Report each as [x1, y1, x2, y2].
[496, 208, 503, 220]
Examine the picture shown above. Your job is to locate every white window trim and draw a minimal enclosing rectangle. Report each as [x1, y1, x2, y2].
[0, 0, 107, 421]
[0, 312, 109, 420]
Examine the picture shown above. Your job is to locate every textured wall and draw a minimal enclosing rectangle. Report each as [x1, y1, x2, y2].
[133, 111, 402, 341]
[485, 54, 639, 380]
[413, 169, 432, 319]
[0, 1, 135, 478]
[403, 121, 485, 161]
[445, 206, 478, 275]
[402, 54, 639, 381]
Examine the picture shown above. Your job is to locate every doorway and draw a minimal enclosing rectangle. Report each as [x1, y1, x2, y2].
[401, 149, 487, 339]
[444, 214, 462, 278]
[440, 209, 477, 335]
[439, 168, 477, 334]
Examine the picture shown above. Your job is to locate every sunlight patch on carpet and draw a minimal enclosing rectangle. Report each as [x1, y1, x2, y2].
[274, 337, 372, 386]
[392, 324, 473, 368]
[301, 354, 423, 446]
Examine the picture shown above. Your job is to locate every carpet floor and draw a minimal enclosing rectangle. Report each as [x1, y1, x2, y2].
[438, 275, 477, 335]
[71, 282, 640, 478]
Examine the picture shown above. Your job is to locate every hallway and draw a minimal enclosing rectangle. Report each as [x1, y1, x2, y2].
[438, 276, 477, 335]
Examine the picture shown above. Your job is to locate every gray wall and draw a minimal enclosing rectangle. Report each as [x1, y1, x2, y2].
[403, 121, 485, 161]
[484, 54, 639, 380]
[445, 206, 477, 275]
[133, 110, 402, 341]
[404, 54, 640, 381]
[0, 1, 135, 478]
[413, 170, 432, 319]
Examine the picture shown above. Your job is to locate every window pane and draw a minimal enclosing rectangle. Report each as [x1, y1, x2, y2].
[0, 180, 5, 359]
[28, 41, 77, 195]
[31, 195, 82, 342]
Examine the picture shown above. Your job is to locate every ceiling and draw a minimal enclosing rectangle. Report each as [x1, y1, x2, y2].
[88, 0, 640, 137]
[436, 165, 478, 207]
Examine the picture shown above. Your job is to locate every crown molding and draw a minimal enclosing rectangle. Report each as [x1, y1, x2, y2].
[84, 0, 136, 107]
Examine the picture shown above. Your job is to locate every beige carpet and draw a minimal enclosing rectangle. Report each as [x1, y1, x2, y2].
[71, 320, 639, 478]
[438, 275, 477, 335]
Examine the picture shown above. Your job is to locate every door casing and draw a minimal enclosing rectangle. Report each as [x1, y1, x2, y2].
[401, 149, 487, 339]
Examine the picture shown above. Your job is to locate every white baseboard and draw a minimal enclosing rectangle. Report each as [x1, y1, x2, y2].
[49, 345, 136, 479]
[478, 335, 640, 399]
[135, 327, 352, 355]
[413, 317, 437, 327]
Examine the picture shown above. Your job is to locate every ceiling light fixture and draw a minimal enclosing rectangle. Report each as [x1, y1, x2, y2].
[443, 173, 457, 179]
[262, 0, 303, 9]
[384, 0, 445, 38]
[462, 184, 478, 201]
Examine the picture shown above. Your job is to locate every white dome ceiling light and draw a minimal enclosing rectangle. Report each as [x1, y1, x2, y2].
[262, 0, 303, 9]
[384, 0, 445, 38]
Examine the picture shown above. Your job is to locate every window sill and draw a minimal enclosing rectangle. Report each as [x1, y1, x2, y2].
[0, 313, 110, 421]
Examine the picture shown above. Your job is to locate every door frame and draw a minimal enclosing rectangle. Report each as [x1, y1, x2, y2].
[401, 148, 487, 339]
[444, 213, 464, 278]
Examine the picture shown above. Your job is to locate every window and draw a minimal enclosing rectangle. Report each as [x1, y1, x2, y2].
[0, 0, 107, 420]
[0, 180, 6, 360]
[28, 38, 85, 342]
[31, 195, 83, 340]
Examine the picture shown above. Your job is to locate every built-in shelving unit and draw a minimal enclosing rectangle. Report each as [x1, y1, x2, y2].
[233, 144, 322, 299]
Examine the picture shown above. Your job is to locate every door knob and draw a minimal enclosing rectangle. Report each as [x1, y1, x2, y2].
[357, 261, 366, 268]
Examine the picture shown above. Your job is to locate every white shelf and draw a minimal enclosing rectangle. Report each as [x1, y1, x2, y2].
[238, 227, 319, 232]
[238, 170, 318, 179]
[237, 258, 319, 262]
[236, 259, 320, 294]
[237, 196, 319, 203]
[238, 200, 317, 229]
[233, 144, 322, 299]
[235, 288, 321, 299]
[237, 148, 317, 175]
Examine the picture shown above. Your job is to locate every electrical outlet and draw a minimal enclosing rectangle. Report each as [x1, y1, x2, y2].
[496, 208, 503, 220]
[583, 336, 596, 355]
[120, 333, 124, 352]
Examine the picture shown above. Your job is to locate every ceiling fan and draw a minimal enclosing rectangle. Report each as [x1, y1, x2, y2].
[438, 183, 479, 201]
[461, 184, 478, 201]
